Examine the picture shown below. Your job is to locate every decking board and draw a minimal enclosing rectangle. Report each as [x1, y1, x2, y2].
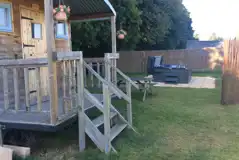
[0, 94, 104, 131]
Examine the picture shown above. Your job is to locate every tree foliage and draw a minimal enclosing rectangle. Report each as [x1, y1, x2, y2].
[193, 33, 200, 40]
[71, 0, 194, 57]
[209, 32, 223, 41]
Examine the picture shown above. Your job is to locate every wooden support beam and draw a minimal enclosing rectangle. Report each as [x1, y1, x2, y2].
[111, 16, 117, 53]
[77, 53, 85, 152]
[103, 84, 111, 153]
[44, 0, 58, 124]
[111, 16, 117, 84]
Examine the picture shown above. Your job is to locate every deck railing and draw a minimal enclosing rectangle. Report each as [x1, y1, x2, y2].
[0, 52, 137, 128]
[84, 58, 104, 88]
[53, 52, 84, 123]
[0, 52, 84, 125]
[0, 52, 138, 153]
[0, 58, 48, 112]
[104, 53, 139, 127]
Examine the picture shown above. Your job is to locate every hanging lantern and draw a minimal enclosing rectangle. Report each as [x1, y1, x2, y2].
[53, 0, 71, 21]
[117, 29, 127, 40]
[118, 34, 125, 39]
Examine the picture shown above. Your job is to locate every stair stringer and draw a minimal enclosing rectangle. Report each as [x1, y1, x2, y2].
[84, 114, 105, 151]
[110, 104, 138, 134]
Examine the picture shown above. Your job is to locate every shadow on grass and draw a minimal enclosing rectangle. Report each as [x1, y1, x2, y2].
[131, 89, 158, 102]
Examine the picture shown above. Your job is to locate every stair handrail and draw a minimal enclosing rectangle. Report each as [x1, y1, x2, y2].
[84, 89, 104, 113]
[83, 61, 130, 101]
[105, 61, 139, 89]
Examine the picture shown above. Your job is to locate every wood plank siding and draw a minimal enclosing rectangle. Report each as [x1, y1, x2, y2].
[0, 0, 72, 106]
[0, 0, 71, 60]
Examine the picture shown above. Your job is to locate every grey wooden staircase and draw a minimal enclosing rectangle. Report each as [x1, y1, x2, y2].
[79, 58, 138, 154]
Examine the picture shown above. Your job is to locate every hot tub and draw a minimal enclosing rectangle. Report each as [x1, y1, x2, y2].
[147, 56, 192, 84]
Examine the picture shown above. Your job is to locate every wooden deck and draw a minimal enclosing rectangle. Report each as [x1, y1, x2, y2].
[0, 94, 104, 131]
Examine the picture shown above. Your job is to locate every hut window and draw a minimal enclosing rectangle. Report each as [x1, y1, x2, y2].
[32, 23, 42, 39]
[56, 22, 68, 39]
[0, 3, 12, 32]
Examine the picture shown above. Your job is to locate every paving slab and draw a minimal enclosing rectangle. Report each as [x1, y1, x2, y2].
[153, 77, 216, 89]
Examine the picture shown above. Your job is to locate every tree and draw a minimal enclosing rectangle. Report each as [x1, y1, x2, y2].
[161, 0, 194, 49]
[209, 32, 223, 41]
[135, 0, 172, 50]
[136, 0, 194, 50]
[71, 0, 142, 56]
[71, 0, 194, 56]
[193, 33, 200, 40]
[113, 0, 142, 50]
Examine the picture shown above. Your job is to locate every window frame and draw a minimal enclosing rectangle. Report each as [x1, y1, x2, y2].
[0, 3, 13, 32]
[55, 22, 68, 39]
[31, 23, 42, 39]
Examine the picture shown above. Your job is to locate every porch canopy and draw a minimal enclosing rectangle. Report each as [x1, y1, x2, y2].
[53, 0, 116, 21]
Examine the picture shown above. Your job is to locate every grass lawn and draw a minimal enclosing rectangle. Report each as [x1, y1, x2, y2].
[19, 70, 239, 160]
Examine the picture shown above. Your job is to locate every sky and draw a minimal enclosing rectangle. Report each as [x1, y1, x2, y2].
[183, 0, 239, 40]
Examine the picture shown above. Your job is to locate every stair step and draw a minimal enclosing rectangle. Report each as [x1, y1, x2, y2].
[92, 111, 117, 127]
[110, 123, 127, 142]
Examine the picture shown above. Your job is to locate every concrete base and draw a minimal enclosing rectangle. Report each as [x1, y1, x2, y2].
[0, 146, 13, 160]
[154, 76, 216, 89]
[2, 145, 30, 159]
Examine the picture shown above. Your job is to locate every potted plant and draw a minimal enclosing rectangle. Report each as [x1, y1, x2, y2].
[53, 5, 71, 21]
[117, 29, 127, 40]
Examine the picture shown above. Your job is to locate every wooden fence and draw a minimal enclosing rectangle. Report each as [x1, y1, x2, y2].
[84, 47, 224, 73]
[221, 40, 239, 105]
[117, 48, 223, 73]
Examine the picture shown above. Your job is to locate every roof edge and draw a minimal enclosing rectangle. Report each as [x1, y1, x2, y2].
[104, 0, 116, 16]
[69, 12, 113, 21]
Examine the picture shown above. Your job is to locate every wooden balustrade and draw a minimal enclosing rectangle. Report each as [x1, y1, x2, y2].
[58, 59, 78, 117]
[84, 58, 105, 89]
[0, 52, 84, 125]
[54, 52, 83, 123]
[0, 58, 48, 113]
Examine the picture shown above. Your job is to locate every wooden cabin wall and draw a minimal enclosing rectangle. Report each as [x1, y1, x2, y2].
[0, 0, 44, 59]
[0, 0, 44, 106]
[0, 0, 72, 59]
[0, 0, 72, 106]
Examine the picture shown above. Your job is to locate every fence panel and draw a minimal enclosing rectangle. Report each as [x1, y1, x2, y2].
[117, 48, 223, 73]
